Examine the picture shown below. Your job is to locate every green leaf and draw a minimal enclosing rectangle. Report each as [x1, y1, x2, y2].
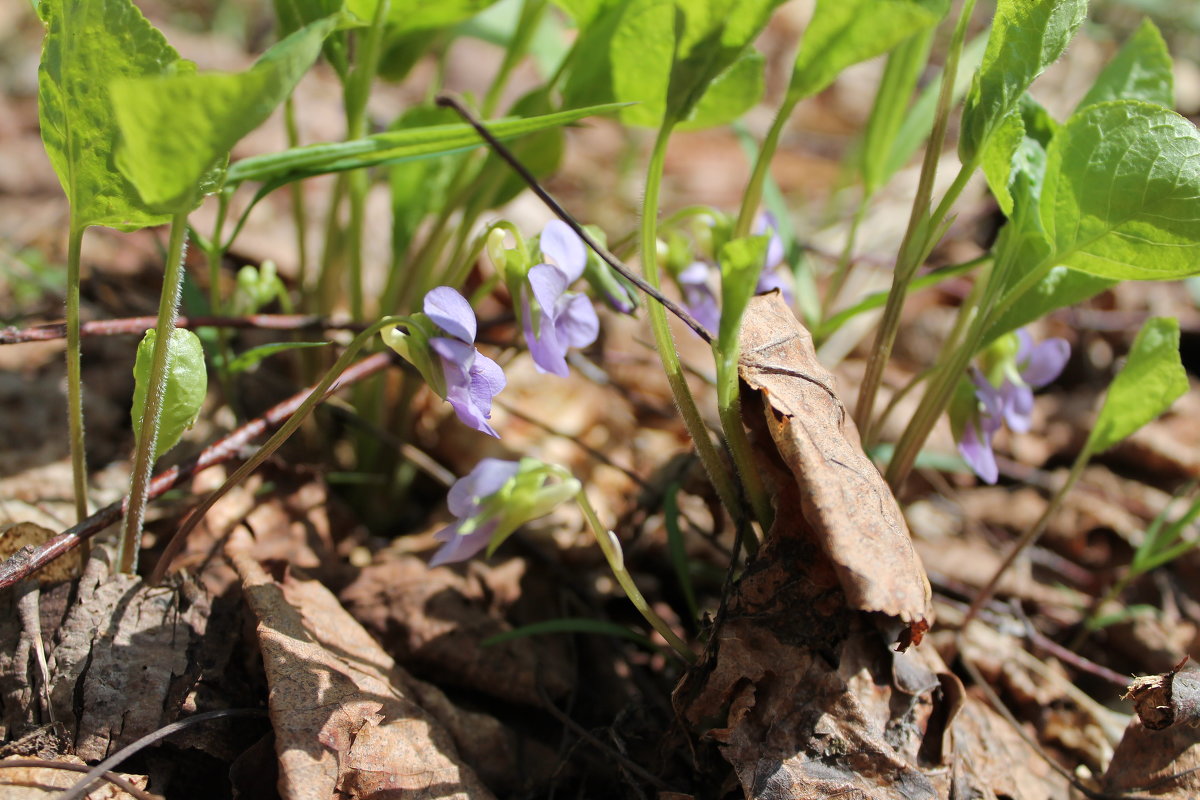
[552, 0, 618, 26]
[111, 15, 342, 213]
[131, 328, 208, 460]
[1087, 317, 1188, 454]
[386, 104, 464, 254]
[349, 0, 500, 31]
[1077, 18, 1173, 112]
[860, 28, 934, 194]
[226, 340, 330, 373]
[959, 0, 1087, 163]
[1040, 101, 1200, 280]
[789, 0, 946, 102]
[981, 109, 1025, 216]
[482, 618, 656, 649]
[676, 49, 764, 131]
[226, 102, 625, 186]
[717, 234, 769, 353]
[985, 265, 1115, 344]
[982, 94, 1057, 216]
[37, 0, 188, 231]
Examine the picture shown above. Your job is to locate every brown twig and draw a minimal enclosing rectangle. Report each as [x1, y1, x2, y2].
[0, 351, 395, 591]
[0, 314, 367, 344]
[435, 93, 716, 345]
[0, 758, 156, 800]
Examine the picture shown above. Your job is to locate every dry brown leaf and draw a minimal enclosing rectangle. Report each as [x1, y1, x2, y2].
[1103, 718, 1200, 798]
[738, 292, 932, 627]
[231, 548, 496, 800]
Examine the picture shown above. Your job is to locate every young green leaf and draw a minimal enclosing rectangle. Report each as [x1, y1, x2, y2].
[131, 328, 208, 460]
[1076, 18, 1173, 112]
[111, 14, 343, 213]
[226, 341, 330, 373]
[789, 0, 946, 102]
[959, 0, 1087, 163]
[676, 49, 765, 131]
[1040, 101, 1200, 280]
[717, 234, 769, 353]
[37, 0, 189, 231]
[1086, 317, 1188, 454]
[348, 0, 499, 31]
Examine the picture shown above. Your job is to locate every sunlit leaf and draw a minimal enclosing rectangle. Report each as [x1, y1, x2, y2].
[1077, 18, 1173, 111]
[131, 328, 208, 460]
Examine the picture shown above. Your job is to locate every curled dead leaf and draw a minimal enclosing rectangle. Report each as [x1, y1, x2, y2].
[738, 293, 932, 628]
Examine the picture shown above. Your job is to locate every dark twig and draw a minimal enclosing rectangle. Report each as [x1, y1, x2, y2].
[435, 93, 716, 345]
[58, 708, 268, 800]
[0, 758, 156, 800]
[0, 352, 395, 591]
[0, 314, 367, 344]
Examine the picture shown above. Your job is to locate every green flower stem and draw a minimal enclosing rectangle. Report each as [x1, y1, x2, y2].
[853, 0, 979, 435]
[344, 0, 390, 320]
[959, 442, 1092, 632]
[65, 223, 88, 525]
[284, 96, 309, 294]
[575, 487, 694, 661]
[641, 121, 744, 525]
[116, 212, 189, 573]
[734, 93, 799, 239]
[716, 344, 774, 532]
[315, 172, 348, 316]
[206, 192, 237, 405]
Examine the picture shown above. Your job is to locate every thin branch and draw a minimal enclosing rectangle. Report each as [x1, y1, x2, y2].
[58, 709, 268, 800]
[435, 93, 715, 345]
[0, 351, 395, 591]
[0, 314, 368, 344]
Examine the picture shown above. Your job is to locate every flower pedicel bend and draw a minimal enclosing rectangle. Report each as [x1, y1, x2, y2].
[958, 329, 1070, 484]
[381, 286, 506, 437]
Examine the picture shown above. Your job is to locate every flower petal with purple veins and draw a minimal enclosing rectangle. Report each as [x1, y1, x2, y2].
[431, 336, 504, 437]
[958, 420, 999, 484]
[446, 458, 521, 517]
[1001, 382, 1035, 433]
[424, 286, 477, 343]
[539, 220, 588, 283]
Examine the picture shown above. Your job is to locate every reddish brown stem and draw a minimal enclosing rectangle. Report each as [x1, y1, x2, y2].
[0, 314, 368, 344]
[0, 351, 395, 590]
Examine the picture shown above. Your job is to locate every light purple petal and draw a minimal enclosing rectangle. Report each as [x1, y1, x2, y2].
[446, 458, 520, 516]
[433, 338, 503, 437]
[468, 350, 506, 420]
[1020, 337, 1070, 387]
[677, 261, 711, 287]
[429, 518, 499, 566]
[424, 286, 476, 343]
[752, 212, 785, 270]
[556, 293, 600, 348]
[1002, 382, 1034, 433]
[682, 284, 721, 333]
[958, 421, 998, 484]
[539, 220, 587, 284]
[524, 308, 569, 376]
[527, 264, 569, 311]
[1015, 328, 1033, 365]
[429, 336, 474, 371]
[970, 369, 1005, 433]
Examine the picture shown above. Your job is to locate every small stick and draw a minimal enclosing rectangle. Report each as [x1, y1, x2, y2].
[58, 708, 267, 800]
[13, 581, 54, 724]
[435, 93, 716, 345]
[0, 352, 395, 591]
[0, 759, 155, 800]
[0, 314, 367, 345]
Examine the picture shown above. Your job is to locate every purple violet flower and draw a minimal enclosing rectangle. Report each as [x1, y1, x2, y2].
[677, 261, 721, 333]
[523, 222, 599, 377]
[752, 212, 793, 305]
[430, 458, 521, 566]
[424, 286, 506, 438]
[958, 329, 1070, 484]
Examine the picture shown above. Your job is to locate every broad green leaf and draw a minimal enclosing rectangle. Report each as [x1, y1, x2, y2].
[981, 109, 1025, 215]
[131, 328, 208, 460]
[717, 234, 769, 353]
[608, 0, 675, 127]
[226, 102, 625, 186]
[226, 340, 330, 373]
[551, 0, 619, 27]
[1087, 317, 1187, 454]
[959, 0, 1086, 163]
[984, 265, 1115, 344]
[1040, 101, 1200, 280]
[1077, 18, 1173, 112]
[37, 0, 188, 230]
[789, 0, 946, 101]
[676, 49, 764, 131]
[112, 15, 342, 213]
[349, 0, 500, 31]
